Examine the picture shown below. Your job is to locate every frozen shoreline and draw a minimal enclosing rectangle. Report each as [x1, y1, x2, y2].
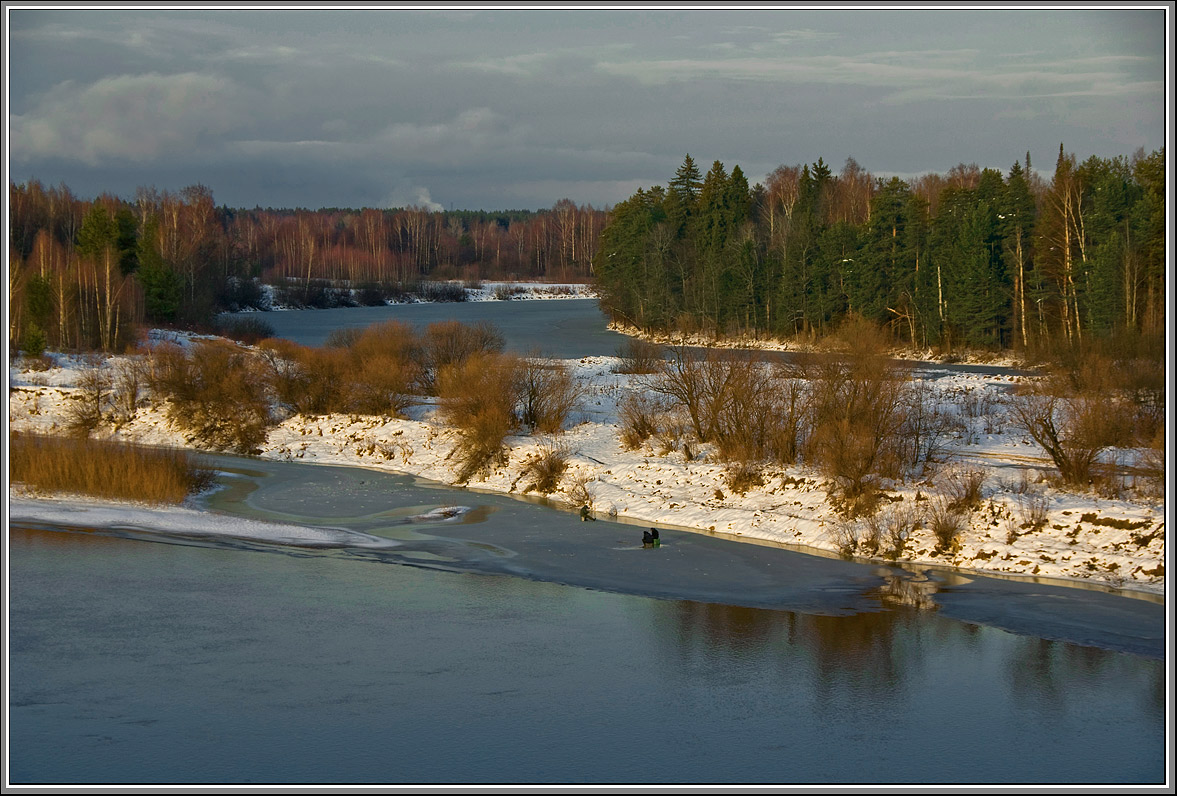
[7, 319, 1167, 598]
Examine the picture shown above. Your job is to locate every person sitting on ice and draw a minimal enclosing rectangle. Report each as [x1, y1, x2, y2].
[580, 505, 595, 522]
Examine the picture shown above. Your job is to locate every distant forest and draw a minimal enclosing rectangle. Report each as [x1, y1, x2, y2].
[594, 147, 1166, 353]
[7, 142, 1166, 355]
[7, 184, 604, 352]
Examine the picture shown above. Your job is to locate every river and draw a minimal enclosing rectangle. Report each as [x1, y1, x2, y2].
[7, 299, 1166, 785]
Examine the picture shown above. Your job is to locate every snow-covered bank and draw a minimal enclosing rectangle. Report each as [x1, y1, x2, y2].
[7, 341, 1166, 597]
[607, 320, 1032, 371]
[256, 280, 595, 311]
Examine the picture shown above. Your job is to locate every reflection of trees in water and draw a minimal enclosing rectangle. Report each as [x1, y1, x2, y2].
[1006, 636, 1165, 722]
[664, 601, 791, 654]
[801, 610, 923, 704]
[651, 599, 935, 704]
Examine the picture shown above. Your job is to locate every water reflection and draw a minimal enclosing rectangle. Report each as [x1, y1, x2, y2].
[9, 520, 1166, 785]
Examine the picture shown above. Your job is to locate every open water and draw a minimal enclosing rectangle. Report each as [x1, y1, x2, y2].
[8, 299, 1168, 785]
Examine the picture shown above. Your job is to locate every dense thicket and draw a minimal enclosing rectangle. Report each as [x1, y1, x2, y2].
[593, 148, 1165, 353]
[8, 182, 604, 353]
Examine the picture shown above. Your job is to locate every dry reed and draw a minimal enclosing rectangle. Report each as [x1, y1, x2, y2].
[9, 432, 209, 504]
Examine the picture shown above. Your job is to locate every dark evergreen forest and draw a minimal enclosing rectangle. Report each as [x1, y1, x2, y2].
[593, 147, 1165, 354]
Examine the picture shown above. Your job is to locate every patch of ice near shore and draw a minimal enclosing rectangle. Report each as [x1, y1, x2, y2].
[8, 496, 398, 549]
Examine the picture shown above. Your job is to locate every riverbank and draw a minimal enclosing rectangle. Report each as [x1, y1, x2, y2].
[7, 331, 1166, 598]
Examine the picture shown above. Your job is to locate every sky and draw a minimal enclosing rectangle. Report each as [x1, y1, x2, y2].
[4, 5, 1170, 212]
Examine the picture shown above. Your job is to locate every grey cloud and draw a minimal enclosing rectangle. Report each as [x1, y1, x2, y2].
[5, 8, 1166, 211]
[11, 72, 247, 166]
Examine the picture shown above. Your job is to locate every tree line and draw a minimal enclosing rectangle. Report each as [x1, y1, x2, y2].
[8, 181, 606, 353]
[592, 147, 1165, 353]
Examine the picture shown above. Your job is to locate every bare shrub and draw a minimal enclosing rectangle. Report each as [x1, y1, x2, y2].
[1014, 336, 1161, 487]
[764, 369, 808, 466]
[1007, 384, 1128, 486]
[416, 281, 468, 303]
[149, 340, 274, 454]
[519, 357, 582, 434]
[830, 519, 861, 558]
[110, 356, 148, 426]
[22, 353, 54, 372]
[941, 466, 986, 513]
[825, 480, 884, 520]
[345, 321, 421, 416]
[860, 512, 884, 557]
[259, 322, 420, 418]
[520, 442, 570, 495]
[437, 351, 523, 482]
[649, 344, 745, 444]
[653, 413, 690, 458]
[66, 359, 112, 438]
[928, 496, 965, 554]
[217, 316, 276, 345]
[258, 339, 346, 416]
[324, 327, 364, 349]
[805, 368, 909, 514]
[1017, 491, 1049, 530]
[894, 378, 960, 475]
[613, 338, 665, 375]
[1136, 430, 1165, 498]
[563, 471, 596, 512]
[712, 355, 782, 464]
[618, 391, 666, 450]
[419, 320, 505, 394]
[801, 317, 912, 511]
[999, 468, 1035, 496]
[883, 504, 916, 560]
[723, 460, 764, 496]
[1004, 513, 1022, 545]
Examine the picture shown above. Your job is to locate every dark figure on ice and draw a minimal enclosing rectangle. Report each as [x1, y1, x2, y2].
[580, 505, 595, 522]
[643, 528, 661, 548]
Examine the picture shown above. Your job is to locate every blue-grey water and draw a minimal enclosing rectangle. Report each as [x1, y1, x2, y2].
[9, 300, 1166, 785]
[233, 298, 632, 360]
[228, 298, 1029, 377]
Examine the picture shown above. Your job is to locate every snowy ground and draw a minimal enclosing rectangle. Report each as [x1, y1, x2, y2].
[7, 324, 1167, 598]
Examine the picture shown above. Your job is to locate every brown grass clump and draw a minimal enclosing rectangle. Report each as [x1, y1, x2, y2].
[9, 432, 211, 504]
[519, 443, 570, 495]
[928, 496, 965, 554]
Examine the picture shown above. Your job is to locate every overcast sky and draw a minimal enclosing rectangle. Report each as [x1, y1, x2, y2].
[5, 5, 1170, 211]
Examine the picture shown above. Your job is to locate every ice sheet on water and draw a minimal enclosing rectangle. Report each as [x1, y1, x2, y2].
[407, 505, 473, 522]
[8, 496, 401, 549]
